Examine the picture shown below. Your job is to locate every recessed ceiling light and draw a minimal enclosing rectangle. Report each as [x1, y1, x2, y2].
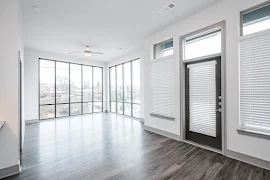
[32, 6, 41, 12]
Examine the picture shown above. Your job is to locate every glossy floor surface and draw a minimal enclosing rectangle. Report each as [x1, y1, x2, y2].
[5, 114, 270, 180]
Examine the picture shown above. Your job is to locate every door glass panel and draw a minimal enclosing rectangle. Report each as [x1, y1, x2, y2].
[188, 61, 217, 137]
[40, 60, 55, 105]
[70, 64, 82, 103]
[83, 66, 92, 102]
[56, 62, 69, 103]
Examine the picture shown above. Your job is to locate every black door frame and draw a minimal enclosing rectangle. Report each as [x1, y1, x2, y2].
[185, 57, 222, 150]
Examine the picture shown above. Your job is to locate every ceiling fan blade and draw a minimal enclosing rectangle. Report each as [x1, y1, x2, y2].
[91, 51, 104, 55]
[71, 50, 81, 53]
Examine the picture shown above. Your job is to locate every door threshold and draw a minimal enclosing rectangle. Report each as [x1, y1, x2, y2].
[183, 140, 222, 155]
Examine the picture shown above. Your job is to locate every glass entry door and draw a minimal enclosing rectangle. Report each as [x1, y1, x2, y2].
[185, 56, 222, 150]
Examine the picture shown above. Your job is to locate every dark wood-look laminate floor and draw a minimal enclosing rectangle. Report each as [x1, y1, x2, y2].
[4, 114, 270, 180]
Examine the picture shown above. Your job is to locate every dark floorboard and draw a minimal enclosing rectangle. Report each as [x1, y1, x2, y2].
[4, 114, 270, 180]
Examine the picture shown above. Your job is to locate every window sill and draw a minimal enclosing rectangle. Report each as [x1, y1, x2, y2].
[150, 113, 175, 121]
[237, 129, 270, 140]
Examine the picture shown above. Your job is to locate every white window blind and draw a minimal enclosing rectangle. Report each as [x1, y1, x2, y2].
[151, 56, 174, 118]
[239, 30, 270, 134]
[188, 61, 217, 137]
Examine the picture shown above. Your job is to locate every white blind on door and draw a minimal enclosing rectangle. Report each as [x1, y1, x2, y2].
[188, 61, 217, 137]
[151, 56, 174, 118]
[239, 31, 270, 134]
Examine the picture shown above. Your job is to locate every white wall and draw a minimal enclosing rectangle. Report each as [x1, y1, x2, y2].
[24, 48, 107, 121]
[0, 0, 22, 169]
[107, 49, 145, 119]
[142, 0, 270, 161]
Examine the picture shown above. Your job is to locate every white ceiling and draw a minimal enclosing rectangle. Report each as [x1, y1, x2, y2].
[22, 0, 223, 62]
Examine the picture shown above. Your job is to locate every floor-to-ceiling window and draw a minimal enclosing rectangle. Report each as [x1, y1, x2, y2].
[109, 59, 140, 118]
[39, 58, 103, 120]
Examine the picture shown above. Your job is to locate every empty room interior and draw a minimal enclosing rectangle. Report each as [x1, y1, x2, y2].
[1, 0, 270, 179]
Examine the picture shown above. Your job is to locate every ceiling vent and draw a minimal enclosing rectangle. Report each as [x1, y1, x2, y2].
[159, 3, 175, 15]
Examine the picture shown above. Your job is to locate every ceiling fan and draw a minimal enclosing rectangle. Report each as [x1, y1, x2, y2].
[70, 46, 104, 56]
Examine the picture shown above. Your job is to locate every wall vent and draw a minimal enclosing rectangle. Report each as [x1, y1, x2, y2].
[159, 3, 175, 15]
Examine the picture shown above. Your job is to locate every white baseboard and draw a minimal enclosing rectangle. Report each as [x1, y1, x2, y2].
[227, 150, 270, 171]
[144, 125, 180, 141]
[0, 164, 20, 179]
[25, 119, 39, 124]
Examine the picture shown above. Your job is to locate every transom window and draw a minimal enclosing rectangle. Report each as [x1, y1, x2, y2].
[241, 2, 270, 36]
[183, 28, 221, 60]
[154, 39, 173, 59]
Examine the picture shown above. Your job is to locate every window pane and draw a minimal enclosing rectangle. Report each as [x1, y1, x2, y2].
[40, 105, 55, 119]
[56, 62, 69, 103]
[111, 102, 116, 113]
[70, 103, 81, 115]
[70, 64, 82, 102]
[184, 30, 221, 60]
[83, 66, 92, 102]
[116, 65, 123, 102]
[93, 67, 102, 101]
[132, 60, 140, 104]
[154, 39, 173, 59]
[56, 104, 69, 117]
[83, 102, 92, 114]
[124, 63, 131, 103]
[124, 103, 131, 116]
[93, 102, 102, 112]
[133, 104, 140, 118]
[243, 4, 270, 35]
[110, 67, 116, 101]
[117, 102, 123, 114]
[40, 60, 55, 104]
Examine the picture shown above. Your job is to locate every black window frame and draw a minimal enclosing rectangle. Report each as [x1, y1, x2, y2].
[39, 58, 103, 120]
[109, 58, 140, 118]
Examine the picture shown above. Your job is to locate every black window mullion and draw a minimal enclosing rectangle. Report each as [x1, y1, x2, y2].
[81, 65, 83, 114]
[131, 61, 133, 117]
[69, 63, 71, 116]
[101, 67, 103, 112]
[92, 66, 94, 113]
[122, 64, 124, 115]
[115, 66, 118, 114]
[54, 61, 56, 118]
